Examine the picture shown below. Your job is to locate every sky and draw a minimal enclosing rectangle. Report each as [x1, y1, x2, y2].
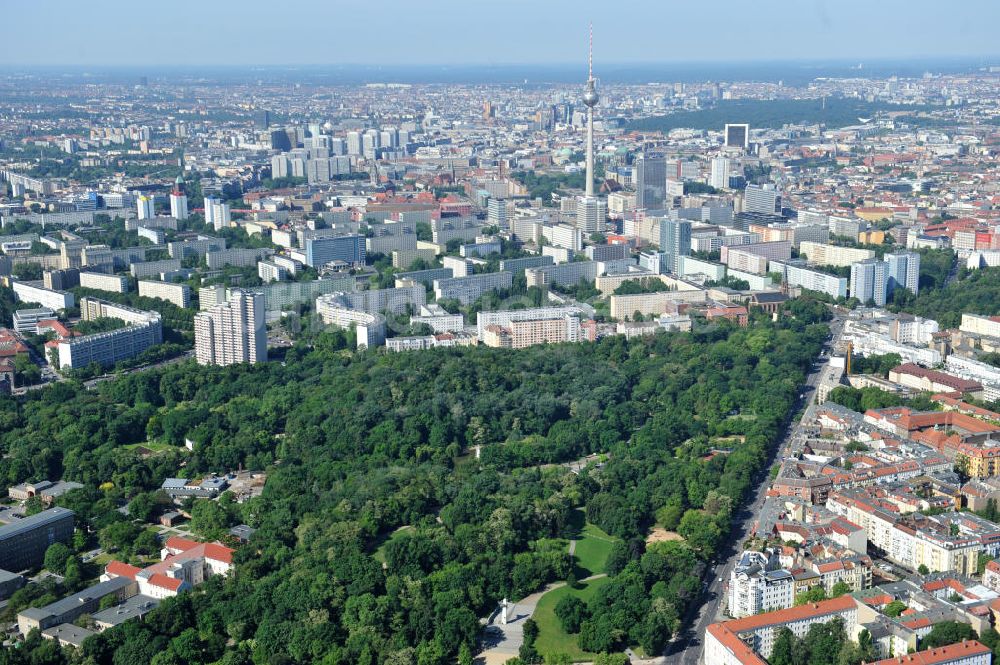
[1, 0, 998, 67]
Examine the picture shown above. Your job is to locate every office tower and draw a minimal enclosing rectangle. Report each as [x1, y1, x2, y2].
[576, 196, 607, 235]
[269, 130, 291, 151]
[744, 184, 781, 215]
[380, 129, 397, 148]
[635, 153, 667, 210]
[136, 195, 154, 220]
[659, 218, 692, 274]
[169, 191, 188, 220]
[194, 290, 267, 366]
[304, 235, 366, 268]
[725, 123, 749, 149]
[850, 258, 888, 305]
[709, 157, 733, 190]
[330, 137, 346, 155]
[487, 198, 508, 228]
[346, 131, 362, 155]
[254, 110, 271, 130]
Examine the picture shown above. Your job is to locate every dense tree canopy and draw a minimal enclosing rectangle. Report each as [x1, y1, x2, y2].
[0, 300, 827, 664]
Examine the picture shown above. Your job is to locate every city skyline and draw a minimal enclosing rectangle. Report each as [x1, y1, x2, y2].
[2, 0, 998, 67]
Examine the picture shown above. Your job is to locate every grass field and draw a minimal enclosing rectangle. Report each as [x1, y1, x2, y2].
[123, 441, 181, 454]
[533, 576, 612, 661]
[573, 523, 617, 577]
[372, 525, 414, 563]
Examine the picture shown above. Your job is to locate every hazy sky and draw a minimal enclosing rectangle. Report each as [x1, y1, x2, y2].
[2, 0, 997, 67]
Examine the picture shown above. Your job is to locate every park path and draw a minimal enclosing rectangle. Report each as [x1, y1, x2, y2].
[476, 571, 607, 665]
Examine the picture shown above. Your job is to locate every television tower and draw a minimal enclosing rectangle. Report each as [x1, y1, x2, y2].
[582, 23, 599, 197]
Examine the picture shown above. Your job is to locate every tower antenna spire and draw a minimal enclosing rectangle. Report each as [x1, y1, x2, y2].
[588, 22, 593, 81]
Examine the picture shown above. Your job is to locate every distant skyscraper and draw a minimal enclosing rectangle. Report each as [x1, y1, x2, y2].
[725, 123, 749, 149]
[136, 195, 154, 220]
[659, 218, 691, 274]
[194, 290, 267, 366]
[710, 157, 733, 190]
[744, 184, 781, 215]
[271, 155, 290, 178]
[576, 197, 607, 235]
[169, 191, 188, 220]
[254, 110, 271, 130]
[487, 198, 508, 228]
[346, 131, 362, 156]
[635, 154, 667, 211]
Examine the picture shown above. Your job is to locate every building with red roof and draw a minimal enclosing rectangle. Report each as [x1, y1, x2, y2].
[866, 640, 990, 665]
[705, 596, 857, 665]
[103, 537, 235, 600]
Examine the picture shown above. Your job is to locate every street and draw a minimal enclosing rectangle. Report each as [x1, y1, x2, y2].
[666, 313, 845, 665]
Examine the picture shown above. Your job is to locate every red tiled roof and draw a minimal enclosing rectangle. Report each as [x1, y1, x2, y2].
[148, 573, 183, 591]
[164, 536, 200, 552]
[707, 597, 857, 665]
[204, 543, 234, 564]
[868, 640, 989, 665]
[105, 560, 142, 580]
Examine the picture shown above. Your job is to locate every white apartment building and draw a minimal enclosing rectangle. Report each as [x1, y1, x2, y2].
[799, 241, 876, 267]
[56, 299, 162, 370]
[769, 260, 848, 299]
[257, 261, 287, 283]
[728, 569, 794, 619]
[961, 314, 1000, 340]
[314, 301, 386, 349]
[411, 304, 464, 333]
[542, 223, 583, 251]
[433, 272, 513, 305]
[11, 281, 75, 311]
[945, 355, 1000, 402]
[130, 259, 183, 279]
[205, 248, 273, 270]
[194, 290, 267, 366]
[79, 272, 129, 294]
[169, 192, 188, 220]
[138, 281, 191, 308]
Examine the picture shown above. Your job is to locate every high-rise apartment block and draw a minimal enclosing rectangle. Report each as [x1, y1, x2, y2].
[204, 197, 231, 231]
[744, 184, 781, 215]
[136, 195, 154, 220]
[169, 191, 188, 220]
[194, 290, 267, 366]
